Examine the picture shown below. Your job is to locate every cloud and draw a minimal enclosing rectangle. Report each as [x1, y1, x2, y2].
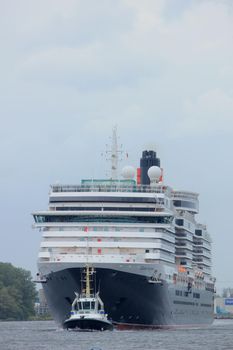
[10, 1, 231, 94]
[0, 0, 233, 163]
[180, 89, 233, 134]
[20, 44, 161, 91]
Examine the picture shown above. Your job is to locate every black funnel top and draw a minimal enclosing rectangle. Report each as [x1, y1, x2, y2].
[140, 150, 160, 185]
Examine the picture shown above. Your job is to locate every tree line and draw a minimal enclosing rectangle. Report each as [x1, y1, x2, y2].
[0, 262, 36, 321]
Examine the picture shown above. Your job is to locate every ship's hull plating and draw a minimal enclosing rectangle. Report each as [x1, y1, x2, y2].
[42, 267, 214, 328]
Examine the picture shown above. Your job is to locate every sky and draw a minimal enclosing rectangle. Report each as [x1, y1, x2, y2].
[0, 0, 232, 293]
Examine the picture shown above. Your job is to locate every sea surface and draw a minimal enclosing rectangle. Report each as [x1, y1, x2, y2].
[0, 319, 232, 350]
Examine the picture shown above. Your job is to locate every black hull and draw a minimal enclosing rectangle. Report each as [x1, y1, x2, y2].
[42, 267, 214, 327]
[63, 317, 113, 331]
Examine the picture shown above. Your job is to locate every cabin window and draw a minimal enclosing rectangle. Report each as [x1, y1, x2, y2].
[83, 301, 91, 310]
[195, 229, 202, 236]
[34, 214, 173, 224]
[173, 200, 196, 210]
[176, 219, 184, 226]
[78, 302, 83, 310]
[175, 290, 182, 296]
[193, 293, 200, 299]
[91, 302, 95, 309]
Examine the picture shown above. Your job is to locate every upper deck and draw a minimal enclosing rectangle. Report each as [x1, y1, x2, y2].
[51, 179, 172, 196]
[172, 190, 199, 214]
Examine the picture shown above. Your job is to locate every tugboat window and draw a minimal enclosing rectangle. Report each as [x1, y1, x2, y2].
[83, 301, 91, 310]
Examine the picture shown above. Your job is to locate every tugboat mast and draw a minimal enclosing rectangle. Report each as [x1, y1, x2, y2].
[85, 265, 91, 298]
[81, 265, 94, 298]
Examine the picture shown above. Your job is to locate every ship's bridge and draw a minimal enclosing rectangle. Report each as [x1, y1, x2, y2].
[34, 180, 174, 225]
[172, 190, 199, 214]
[49, 180, 172, 208]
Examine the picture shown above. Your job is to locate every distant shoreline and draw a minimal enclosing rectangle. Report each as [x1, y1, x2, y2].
[0, 317, 53, 322]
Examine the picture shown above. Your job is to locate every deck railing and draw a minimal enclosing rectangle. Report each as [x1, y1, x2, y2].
[51, 184, 171, 194]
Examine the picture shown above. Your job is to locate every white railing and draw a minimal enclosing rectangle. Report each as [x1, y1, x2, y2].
[40, 240, 175, 252]
[144, 252, 174, 264]
[43, 231, 174, 240]
[177, 211, 195, 223]
[193, 240, 211, 250]
[39, 253, 144, 264]
[175, 251, 193, 259]
[193, 250, 211, 259]
[172, 191, 198, 200]
[51, 184, 171, 194]
[175, 242, 193, 251]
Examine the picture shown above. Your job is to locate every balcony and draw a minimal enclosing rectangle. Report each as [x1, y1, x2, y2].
[175, 251, 193, 259]
[193, 249, 211, 259]
[175, 242, 193, 251]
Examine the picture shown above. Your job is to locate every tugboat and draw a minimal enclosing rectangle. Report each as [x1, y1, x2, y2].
[63, 265, 113, 331]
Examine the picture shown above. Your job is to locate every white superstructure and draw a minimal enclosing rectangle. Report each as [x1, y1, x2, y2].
[32, 131, 215, 327]
[33, 180, 212, 284]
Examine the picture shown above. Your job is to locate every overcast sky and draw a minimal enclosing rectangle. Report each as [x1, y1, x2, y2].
[0, 0, 232, 292]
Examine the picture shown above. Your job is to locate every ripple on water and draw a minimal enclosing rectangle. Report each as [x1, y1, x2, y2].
[0, 320, 232, 350]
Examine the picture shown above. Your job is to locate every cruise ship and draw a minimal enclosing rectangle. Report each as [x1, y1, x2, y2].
[33, 129, 215, 328]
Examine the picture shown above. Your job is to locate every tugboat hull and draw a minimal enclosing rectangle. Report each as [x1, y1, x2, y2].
[63, 317, 113, 331]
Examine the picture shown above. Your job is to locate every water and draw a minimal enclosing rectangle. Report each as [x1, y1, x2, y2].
[0, 319, 232, 350]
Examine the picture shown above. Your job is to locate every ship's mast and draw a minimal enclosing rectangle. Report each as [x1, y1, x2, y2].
[111, 126, 118, 180]
[106, 126, 123, 180]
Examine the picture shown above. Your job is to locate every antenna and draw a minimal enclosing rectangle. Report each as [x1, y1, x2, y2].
[105, 126, 123, 180]
[85, 226, 89, 265]
[86, 265, 91, 297]
[111, 126, 118, 179]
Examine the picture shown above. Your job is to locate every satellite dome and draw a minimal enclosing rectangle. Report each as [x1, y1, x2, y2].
[121, 166, 136, 179]
[148, 166, 162, 182]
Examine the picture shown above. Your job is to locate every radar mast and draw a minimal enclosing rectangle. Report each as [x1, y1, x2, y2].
[111, 126, 118, 180]
[106, 126, 123, 180]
